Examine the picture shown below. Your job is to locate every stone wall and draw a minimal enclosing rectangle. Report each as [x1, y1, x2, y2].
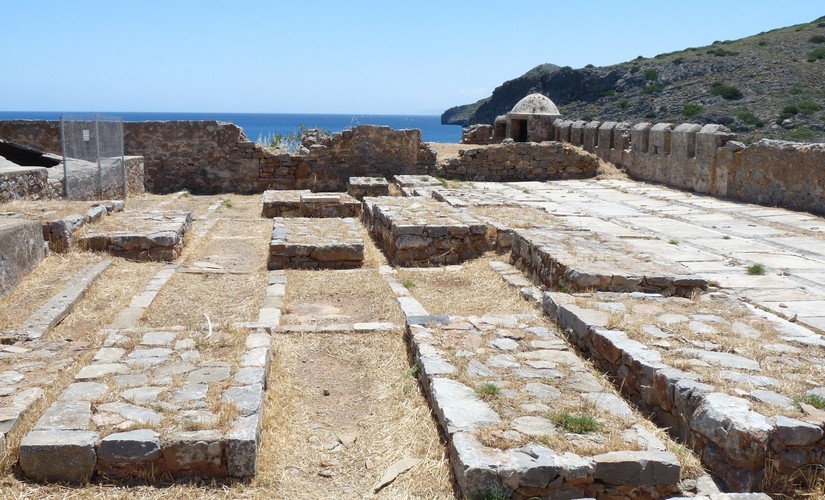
[435, 141, 599, 182]
[460, 124, 493, 144]
[550, 118, 825, 216]
[0, 121, 438, 195]
[0, 167, 55, 203]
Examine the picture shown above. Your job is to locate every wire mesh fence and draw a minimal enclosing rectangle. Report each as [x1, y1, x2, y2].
[60, 115, 125, 199]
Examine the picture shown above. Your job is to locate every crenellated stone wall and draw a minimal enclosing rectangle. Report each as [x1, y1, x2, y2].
[434, 141, 599, 182]
[550, 118, 825, 216]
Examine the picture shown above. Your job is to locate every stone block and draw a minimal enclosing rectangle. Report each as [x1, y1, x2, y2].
[593, 451, 680, 485]
[0, 219, 45, 297]
[268, 217, 363, 270]
[162, 430, 226, 476]
[20, 430, 99, 483]
[226, 414, 260, 477]
[97, 429, 162, 466]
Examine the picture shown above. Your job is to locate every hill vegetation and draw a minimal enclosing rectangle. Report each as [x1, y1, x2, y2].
[442, 16, 825, 144]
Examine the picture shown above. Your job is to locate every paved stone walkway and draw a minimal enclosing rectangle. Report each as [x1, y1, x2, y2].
[502, 179, 825, 335]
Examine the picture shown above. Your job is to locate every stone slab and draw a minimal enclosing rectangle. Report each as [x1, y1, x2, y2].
[0, 219, 45, 297]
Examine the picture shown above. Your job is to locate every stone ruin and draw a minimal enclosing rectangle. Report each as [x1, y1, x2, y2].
[1, 115, 825, 498]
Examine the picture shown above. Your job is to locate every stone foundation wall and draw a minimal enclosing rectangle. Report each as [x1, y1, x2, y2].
[435, 142, 599, 182]
[0, 167, 55, 203]
[551, 118, 825, 216]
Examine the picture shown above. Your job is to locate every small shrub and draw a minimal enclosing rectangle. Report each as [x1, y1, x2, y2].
[709, 82, 743, 100]
[644, 69, 659, 81]
[642, 82, 666, 94]
[635, 55, 644, 60]
[707, 47, 738, 57]
[400, 278, 416, 289]
[220, 199, 233, 208]
[806, 47, 825, 61]
[789, 83, 806, 94]
[747, 263, 767, 275]
[818, 22, 825, 28]
[617, 98, 628, 110]
[468, 488, 508, 500]
[551, 411, 601, 434]
[673, 57, 685, 65]
[787, 126, 816, 142]
[644, 111, 657, 119]
[757, 40, 768, 46]
[801, 394, 825, 410]
[809, 35, 825, 43]
[585, 63, 594, 68]
[736, 110, 765, 127]
[682, 103, 704, 117]
[476, 383, 501, 399]
[797, 100, 822, 114]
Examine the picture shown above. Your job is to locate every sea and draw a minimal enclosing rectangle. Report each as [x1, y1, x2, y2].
[0, 112, 462, 144]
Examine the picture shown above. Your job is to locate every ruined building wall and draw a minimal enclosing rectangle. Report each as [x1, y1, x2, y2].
[0, 122, 437, 194]
[550, 118, 825, 216]
[435, 142, 599, 182]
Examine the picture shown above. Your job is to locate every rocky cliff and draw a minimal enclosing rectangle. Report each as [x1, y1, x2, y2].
[443, 16, 825, 144]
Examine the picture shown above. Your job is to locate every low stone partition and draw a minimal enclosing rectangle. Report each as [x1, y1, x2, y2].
[347, 176, 389, 200]
[260, 190, 360, 218]
[362, 196, 487, 266]
[42, 200, 125, 252]
[543, 290, 825, 493]
[268, 217, 364, 270]
[0, 219, 45, 297]
[510, 228, 707, 297]
[78, 210, 192, 261]
[0, 166, 55, 203]
[19, 326, 271, 482]
[434, 142, 599, 182]
[408, 317, 682, 499]
[392, 174, 444, 197]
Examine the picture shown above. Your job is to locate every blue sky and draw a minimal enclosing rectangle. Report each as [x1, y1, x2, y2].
[2, 1, 823, 115]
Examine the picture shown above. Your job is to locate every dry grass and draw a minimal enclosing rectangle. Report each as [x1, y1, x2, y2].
[51, 259, 163, 341]
[257, 331, 453, 498]
[283, 268, 404, 325]
[0, 259, 166, 475]
[143, 217, 269, 328]
[125, 193, 221, 221]
[0, 199, 101, 220]
[142, 273, 266, 328]
[467, 205, 562, 230]
[396, 252, 537, 316]
[0, 251, 104, 331]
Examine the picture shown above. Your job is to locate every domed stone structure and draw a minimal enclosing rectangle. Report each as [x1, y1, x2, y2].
[510, 93, 561, 116]
[497, 93, 562, 142]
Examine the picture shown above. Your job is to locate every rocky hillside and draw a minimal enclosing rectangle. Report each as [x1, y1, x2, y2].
[443, 16, 825, 144]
